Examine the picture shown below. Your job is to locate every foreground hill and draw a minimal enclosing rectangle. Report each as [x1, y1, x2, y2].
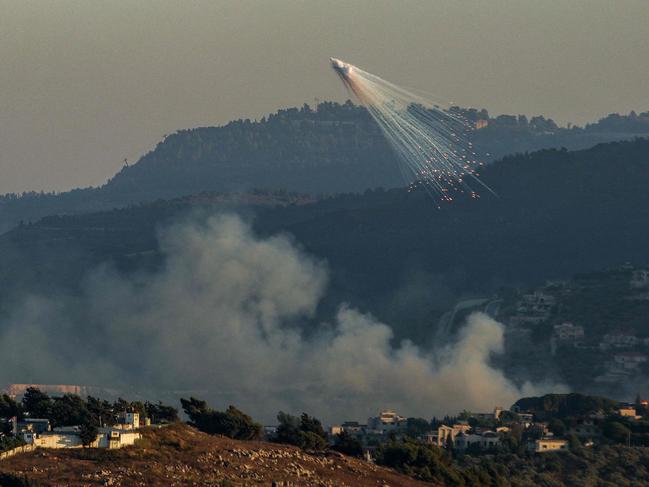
[4, 423, 649, 487]
[1, 102, 648, 233]
[0, 424, 430, 487]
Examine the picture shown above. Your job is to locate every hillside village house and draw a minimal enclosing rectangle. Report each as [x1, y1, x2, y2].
[471, 407, 504, 421]
[366, 410, 407, 433]
[529, 438, 568, 453]
[617, 406, 641, 420]
[454, 431, 500, 451]
[329, 421, 365, 436]
[422, 423, 472, 447]
[18, 412, 141, 450]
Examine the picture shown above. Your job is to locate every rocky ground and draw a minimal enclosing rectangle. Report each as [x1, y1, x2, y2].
[0, 424, 432, 486]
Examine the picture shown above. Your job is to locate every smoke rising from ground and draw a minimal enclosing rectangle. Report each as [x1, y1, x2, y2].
[0, 215, 563, 422]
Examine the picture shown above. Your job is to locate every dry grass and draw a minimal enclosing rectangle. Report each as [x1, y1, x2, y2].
[0, 424, 433, 486]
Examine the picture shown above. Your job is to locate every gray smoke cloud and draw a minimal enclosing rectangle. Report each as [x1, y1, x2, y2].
[0, 215, 564, 422]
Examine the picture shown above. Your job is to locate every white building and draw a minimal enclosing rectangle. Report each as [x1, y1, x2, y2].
[329, 421, 365, 436]
[22, 427, 140, 450]
[472, 407, 504, 421]
[121, 411, 140, 429]
[422, 423, 472, 447]
[529, 438, 568, 453]
[454, 431, 500, 451]
[366, 410, 407, 433]
[617, 406, 641, 420]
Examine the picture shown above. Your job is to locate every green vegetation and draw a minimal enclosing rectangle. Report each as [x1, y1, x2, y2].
[1, 101, 648, 236]
[375, 437, 465, 484]
[273, 412, 328, 450]
[17, 388, 178, 428]
[180, 398, 261, 440]
[79, 420, 99, 447]
[0, 435, 25, 453]
[374, 436, 649, 487]
[0, 387, 179, 452]
[512, 394, 618, 420]
[331, 430, 363, 457]
[3, 138, 649, 353]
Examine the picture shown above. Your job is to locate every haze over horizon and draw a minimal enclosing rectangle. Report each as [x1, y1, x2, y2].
[2, 0, 648, 195]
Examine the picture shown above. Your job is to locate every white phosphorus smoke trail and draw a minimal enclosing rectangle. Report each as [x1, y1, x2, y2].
[330, 58, 495, 203]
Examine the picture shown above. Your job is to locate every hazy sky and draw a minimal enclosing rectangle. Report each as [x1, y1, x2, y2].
[1, 1, 648, 194]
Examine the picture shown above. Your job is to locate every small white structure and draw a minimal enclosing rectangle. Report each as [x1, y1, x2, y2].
[472, 407, 504, 421]
[121, 412, 140, 430]
[22, 426, 140, 450]
[423, 423, 471, 447]
[529, 438, 568, 453]
[617, 406, 641, 420]
[367, 410, 406, 433]
[17, 419, 51, 434]
[329, 421, 365, 436]
[454, 431, 500, 451]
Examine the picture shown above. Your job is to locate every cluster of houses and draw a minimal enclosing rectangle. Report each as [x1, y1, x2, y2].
[8, 411, 143, 450]
[503, 266, 649, 387]
[329, 401, 649, 457]
[328, 406, 568, 455]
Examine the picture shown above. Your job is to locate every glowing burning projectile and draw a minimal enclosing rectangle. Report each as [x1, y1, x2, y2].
[330, 57, 494, 203]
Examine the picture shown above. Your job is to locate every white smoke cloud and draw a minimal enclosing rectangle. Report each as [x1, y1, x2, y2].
[0, 215, 564, 422]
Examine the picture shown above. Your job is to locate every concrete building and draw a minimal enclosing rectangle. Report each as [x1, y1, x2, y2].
[22, 427, 140, 450]
[617, 406, 641, 419]
[121, 412, 140, 429]
[329, 421, 365, 436]
[454, 431, 500, 451]
[423, 423, 472, 447]
[529, 438, 568, 453]
[17, 419, 51, 434]
[472, 407, 504, 421]
[367, 410, 407, 433]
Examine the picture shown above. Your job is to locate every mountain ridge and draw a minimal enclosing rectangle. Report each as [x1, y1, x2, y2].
[2, 102, 648, 234]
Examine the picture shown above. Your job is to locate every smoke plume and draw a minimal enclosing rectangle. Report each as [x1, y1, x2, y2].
[0, 215, 563, 422]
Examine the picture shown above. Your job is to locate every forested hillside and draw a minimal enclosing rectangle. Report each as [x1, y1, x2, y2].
[1, 102, 648, 233]
[1, 138, 648, 345]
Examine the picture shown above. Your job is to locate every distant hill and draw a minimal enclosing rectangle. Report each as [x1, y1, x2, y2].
[2, 138, 649, 344]
[1, 102, 648, 234]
